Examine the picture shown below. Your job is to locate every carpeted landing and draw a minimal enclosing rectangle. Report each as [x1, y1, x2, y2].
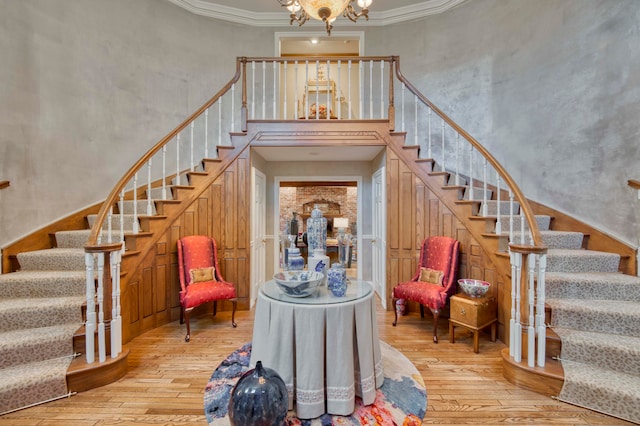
[204, 341, 427, 425]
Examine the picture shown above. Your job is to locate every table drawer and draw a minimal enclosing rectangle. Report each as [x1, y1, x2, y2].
[450, 294, 496, 327]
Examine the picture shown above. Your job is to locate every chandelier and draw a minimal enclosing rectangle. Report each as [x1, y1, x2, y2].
[278, 0, 372, 36]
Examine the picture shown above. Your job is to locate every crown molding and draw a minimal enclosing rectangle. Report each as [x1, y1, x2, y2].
[165, 0, 469, 27]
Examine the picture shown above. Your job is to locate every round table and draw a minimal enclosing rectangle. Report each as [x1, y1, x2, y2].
[250, 280, 384, 420]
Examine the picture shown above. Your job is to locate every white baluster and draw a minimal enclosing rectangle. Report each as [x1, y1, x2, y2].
[294, 61, 299, 119]
[85, 253, 96, 363]
[110, 251, 121, 358]
[441, 119, 446, 172]
[283, 61, 288, 119]
[427, 107, 432, 157]
[401, 83, 405, 132]
[536, 254, 547, 367]
[132, 173, 139, 234]
[189, 121, 194, 172]
[380, 60, 384, 118]
[520, 210, 525, 245]
[114, 249, 122, 355]
[326, 60, 331, 120]
[105, 207, 111, 245]
[337, 60, 342, 119]
[146, 159, 153, 216]
[414, 95, 418, 147]
[119, 190, 125, 248]
[251, 61, 256, 120]
[315, 60, 319, 119]
[231, 83, 235, 133]
[161, 146, 167, 200]
[369, 60, 373, 119]
[468, 145, 474, 201]
[495, 173, 502, 234]
[204, 108, 209, 158]
[175, 133, 181, 186]
[527, 254, 536, 367]
[482, 159, 488, 216]
[348, 60, 352, 119]
[455, 132, 460, 186]
[509, 190, 515, 243]
[513, 251, 522, 363]
[305, 60, 309, 119]
[359, 61, 364, 120]
[218, 98, 222, 147]
[262, 60, 266, 120]
[273, 61, 277, 120]
[97, 253, 106, 363]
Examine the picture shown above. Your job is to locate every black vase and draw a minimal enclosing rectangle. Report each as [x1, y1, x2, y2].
[228, 361, 288, 426]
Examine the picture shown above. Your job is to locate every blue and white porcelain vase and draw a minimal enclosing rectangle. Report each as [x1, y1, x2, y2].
[307, 249, 329, 286]
[327, 263, 347, 297]
[228, 360, 288, 426]
[287, 247, 304, 270]
[306, 205, 327, 253]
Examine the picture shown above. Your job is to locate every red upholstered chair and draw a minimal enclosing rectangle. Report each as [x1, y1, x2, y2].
[177, 235, 237, 342]
[392, 236, 460, 343]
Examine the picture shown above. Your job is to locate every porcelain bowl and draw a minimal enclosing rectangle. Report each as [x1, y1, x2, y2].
[458, 279, 491, 298]
[273, 270, 324, 298]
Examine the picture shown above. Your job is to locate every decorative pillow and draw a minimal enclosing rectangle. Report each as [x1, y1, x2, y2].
[190, 267, 216, 283]
[419, 267, 444, 286]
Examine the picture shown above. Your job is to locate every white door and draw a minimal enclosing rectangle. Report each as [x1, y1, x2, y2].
[372, 167, 387, 308]
[251, 168, 267, 308]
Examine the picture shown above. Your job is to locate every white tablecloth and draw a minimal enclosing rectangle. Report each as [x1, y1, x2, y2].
[250, 280, 384, 419]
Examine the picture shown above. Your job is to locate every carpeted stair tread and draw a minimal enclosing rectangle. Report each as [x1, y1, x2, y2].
[0, 270, 85, 298]
[546, 272, 640, 301]
[547, 298, 640, 337]
[0, 357, 74, 415]
[0, 324, 79, 369]
[553, 327, 640, 377]
[86, 213, 139, 231]
[504, 230, 584, 249]
[55, 229, 119, 249]
[546, 249, 620, 273]
[481, 200, 520, 216]
[0, 296, 85, 333]
[16, 248, 86, 271]
[498, 215, 551, 232]
[118, 199, 157, 215]
[558, 361, 640, 424]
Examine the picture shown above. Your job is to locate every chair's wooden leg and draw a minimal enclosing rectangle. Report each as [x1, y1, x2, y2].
[231, 299, 237, 328]
[430, 307, 440, 343]
[392, 297, 399, 326]
[184, 308, 192, 342]
[420, 304, 425, 318]
[213, 301, 217, 317]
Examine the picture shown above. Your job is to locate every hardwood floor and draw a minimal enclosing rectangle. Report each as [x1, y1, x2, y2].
[1, 298, 631, 425]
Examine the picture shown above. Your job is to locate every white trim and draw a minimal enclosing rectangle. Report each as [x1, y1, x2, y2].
[166, 0, 470, 27]
[275, 31, 365, 56]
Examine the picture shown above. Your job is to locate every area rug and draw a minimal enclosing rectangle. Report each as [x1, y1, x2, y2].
[204, 341, 427, 425]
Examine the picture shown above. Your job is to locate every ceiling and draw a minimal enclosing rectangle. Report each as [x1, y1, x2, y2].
[166, 0, 469, 27]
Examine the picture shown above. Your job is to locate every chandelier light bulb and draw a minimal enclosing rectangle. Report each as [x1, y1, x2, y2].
[357, 0, 372, 7]
[287, 2, 301, 12]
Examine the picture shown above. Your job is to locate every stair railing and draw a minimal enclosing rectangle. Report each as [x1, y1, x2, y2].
[84, 54, 547, 369]
[392, 56, 548, 367]
[83, 59, 243, 364]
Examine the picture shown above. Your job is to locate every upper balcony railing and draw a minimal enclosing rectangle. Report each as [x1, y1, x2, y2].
[84, 55, 546, 370]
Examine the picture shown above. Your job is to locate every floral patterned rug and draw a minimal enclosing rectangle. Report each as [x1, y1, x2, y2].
[204, 341, 427, 425]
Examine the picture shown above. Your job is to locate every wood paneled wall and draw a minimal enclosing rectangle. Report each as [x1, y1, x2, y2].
[120, 152, 251, 343]
[385, 149, 506, 338]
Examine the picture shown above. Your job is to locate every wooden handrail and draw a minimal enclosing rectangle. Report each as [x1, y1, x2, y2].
[0, 181, 9, 190]
[86, 59, 243, 247]
[629, 179, 640, 190]
[392, 56, 546, 252]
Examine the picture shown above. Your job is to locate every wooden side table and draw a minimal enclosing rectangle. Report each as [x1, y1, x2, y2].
[449, 293, 497, 353]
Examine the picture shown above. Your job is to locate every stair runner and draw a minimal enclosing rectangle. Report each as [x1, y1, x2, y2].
[0, 196, 152, 415]
[488, 201, 640, 424]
